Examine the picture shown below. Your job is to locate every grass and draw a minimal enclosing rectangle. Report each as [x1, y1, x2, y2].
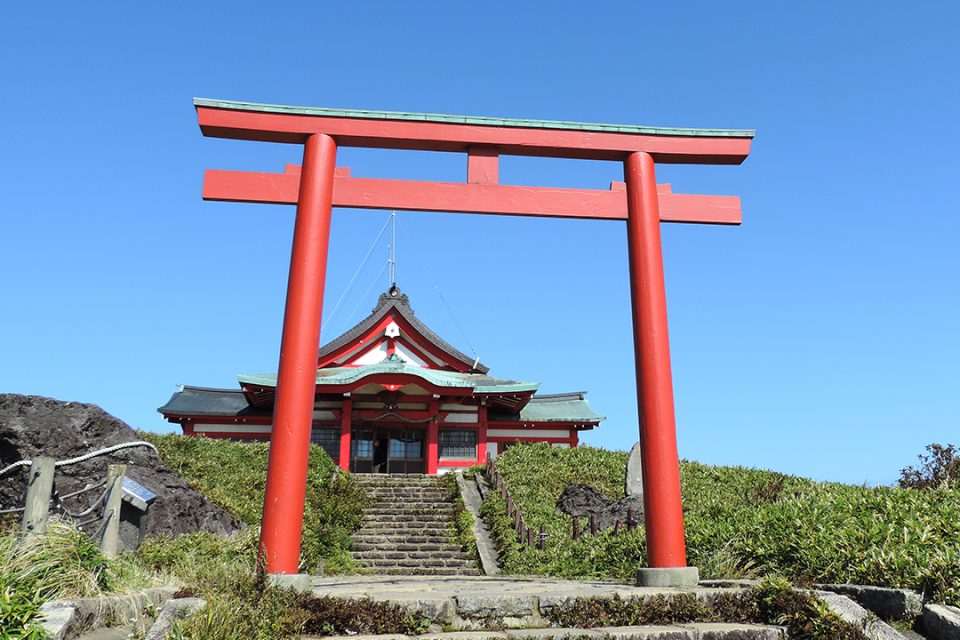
[0, 518, 163, 639]
[167, 572, 431, 640]
[140, 432, 370, 573]
[0, 434, 372, 638]
[482, 443, 960, 607]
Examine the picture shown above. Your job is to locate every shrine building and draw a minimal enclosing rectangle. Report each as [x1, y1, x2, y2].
[158, 287, 603, 474]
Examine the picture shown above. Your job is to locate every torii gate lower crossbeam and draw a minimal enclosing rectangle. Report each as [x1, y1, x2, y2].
[193, 99, 755, 585]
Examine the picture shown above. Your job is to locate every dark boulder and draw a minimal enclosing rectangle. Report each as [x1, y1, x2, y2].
[556, 483, 610, 517]
[0, 394, 240, 538]
[556, 483, 644, 532]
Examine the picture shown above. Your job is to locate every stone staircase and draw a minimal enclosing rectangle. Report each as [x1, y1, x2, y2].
[351, 474, 479, 576]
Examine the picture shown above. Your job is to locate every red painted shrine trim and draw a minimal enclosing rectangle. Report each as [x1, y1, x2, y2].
[204, 169, 742, 225]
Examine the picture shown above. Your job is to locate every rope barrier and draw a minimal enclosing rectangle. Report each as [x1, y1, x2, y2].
[55, 441, 157, 467]
[58, 484, 111, 519]
[55, 480, 106, 502]
[0, 441, 157, 478]
[0, 460, 31, 477]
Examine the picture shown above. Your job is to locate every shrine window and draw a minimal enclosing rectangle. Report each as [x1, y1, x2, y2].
[311, 427, 340, 461]
[439, 429, 477, 459]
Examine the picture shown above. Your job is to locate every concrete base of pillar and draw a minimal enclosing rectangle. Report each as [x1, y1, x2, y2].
[636, 566, 700, 587]
[268, 573, 313, 592]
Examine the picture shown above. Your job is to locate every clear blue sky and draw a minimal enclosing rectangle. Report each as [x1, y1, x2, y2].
[2, 3, 957, 485]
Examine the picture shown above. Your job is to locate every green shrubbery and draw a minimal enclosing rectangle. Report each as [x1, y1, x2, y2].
[900, 443, 960, 490]
[141, 433, 369, 572]
[168, 571, 429, 640]
[0, 575, 45, 640]
[482, 443, 960, 607]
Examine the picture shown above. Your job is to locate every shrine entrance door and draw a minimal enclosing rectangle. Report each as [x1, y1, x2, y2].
[350, 427, 425, 474]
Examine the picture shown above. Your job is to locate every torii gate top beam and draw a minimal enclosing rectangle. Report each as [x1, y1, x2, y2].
[195, 98, 754, 164]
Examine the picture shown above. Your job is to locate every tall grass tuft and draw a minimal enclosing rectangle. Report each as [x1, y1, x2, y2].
[1, 519, 112, 600]
[0, 518, 162, 639]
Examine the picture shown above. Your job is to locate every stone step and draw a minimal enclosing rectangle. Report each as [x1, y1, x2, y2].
[353, 550, 469, 560]
[363, 514, 453, 522]
[352, 542, 465, 552]
[353, 535, 452, 545]
[354, 528, 452, 536]
[360, 484, 452, 496]
[362, 485, 448, 490]
[355, 529, 452, 538]
[357, 558, 476, 568]
[364, 506, 456, 515]
[362, 515, 454, 524]
[359, 480, 446, 485]
[309, 624, 783, 639]
[370, 566, 480, 576]
[365, 495, 452, 501]
[365, 504, 454, 511]
[350, 473, 476, 576]
[364, 512, 454, 518]
[360, 490, 448, 495]
[361, 519, 454, 526]
[356, 525, 452, 532]
[370, 494, 453, 506]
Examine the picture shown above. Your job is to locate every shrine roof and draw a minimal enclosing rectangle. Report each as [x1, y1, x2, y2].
[318, 288, 489, 373]
[157, 385, 264, 416]
[158, 385, 602, 425]
[490, 391, 604, 424]
[238, 358, 538, 394]
[194, 98, 756, 139]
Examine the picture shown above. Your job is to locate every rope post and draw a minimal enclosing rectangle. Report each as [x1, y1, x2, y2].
[527, 526, 534, 547]
[98, 464, 126, 559]
[627, 508, 637, 532]
[22, 457, 55, 535]
[590, 514, 598, 536]
[538, 525, 547, 550]
[573, 517, 581, 540]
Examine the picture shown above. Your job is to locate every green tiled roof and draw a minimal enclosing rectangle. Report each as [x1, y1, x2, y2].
[518, 395, 604, 423]
[239, 359, 539, 394]
[195, 98, 755, 139]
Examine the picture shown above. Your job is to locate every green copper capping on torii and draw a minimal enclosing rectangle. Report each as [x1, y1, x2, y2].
[193, 98, 756, 139]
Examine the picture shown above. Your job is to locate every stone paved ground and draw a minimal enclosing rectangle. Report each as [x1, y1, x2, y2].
[306, 577, 785, 639]
[311, 574, 701, 602]
[310, 575, 736, 630]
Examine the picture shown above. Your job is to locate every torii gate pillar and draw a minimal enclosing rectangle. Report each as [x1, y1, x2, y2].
[192, 98, 754, 585]
[259, 133, 337, 574]
[625, 151, 696, 585]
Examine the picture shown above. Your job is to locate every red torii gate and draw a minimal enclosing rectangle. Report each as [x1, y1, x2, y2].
[194, 99, 754, 585]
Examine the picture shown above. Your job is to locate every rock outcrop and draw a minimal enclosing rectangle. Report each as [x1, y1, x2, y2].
[0, 394, 240, 538]
[556, 483, 644, 532]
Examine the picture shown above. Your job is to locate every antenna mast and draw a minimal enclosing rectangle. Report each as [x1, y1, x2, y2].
[387, 211, 397, 289]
